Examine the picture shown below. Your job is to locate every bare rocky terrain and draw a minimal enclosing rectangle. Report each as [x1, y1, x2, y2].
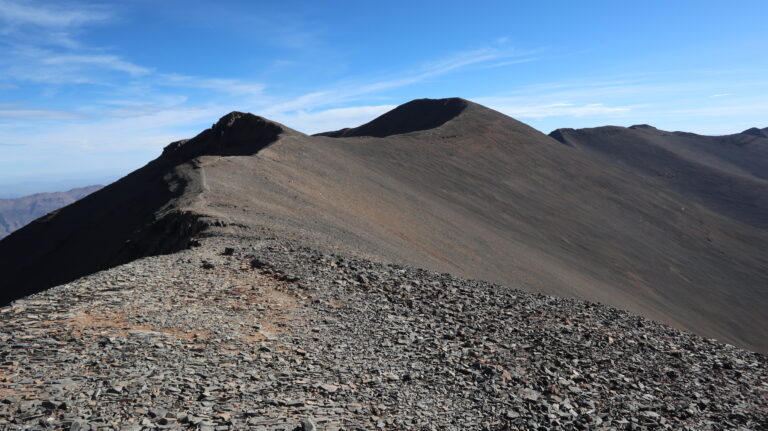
[0, 98, 767, 430]
[1, 98, 766, 352]
[1, 234, 766, 430]
[0, 186, 102, 239]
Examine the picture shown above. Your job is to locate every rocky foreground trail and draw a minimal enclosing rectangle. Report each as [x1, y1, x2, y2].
[1, 236, 766, 431]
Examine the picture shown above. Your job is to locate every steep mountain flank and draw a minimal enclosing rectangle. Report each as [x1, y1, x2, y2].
[0, 185, 102, 239]
[1, 99, 766, 353]
[0, 113, 294, 306]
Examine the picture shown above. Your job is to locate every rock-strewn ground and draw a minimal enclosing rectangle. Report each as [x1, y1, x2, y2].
[1, 235, 766, 431]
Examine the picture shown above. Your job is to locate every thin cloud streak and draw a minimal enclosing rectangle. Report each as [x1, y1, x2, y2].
[472, 76, 768, 135]
[262, 46, 536, 117]
[0, 109, 85, 121]
[482, 102, 635, 119]
[353, 47, 529, 95]
[42, 55, 152, 77]
[272, 104, 397, 134]
[0, 0, 110, 28]
[159, 74, 266, 96]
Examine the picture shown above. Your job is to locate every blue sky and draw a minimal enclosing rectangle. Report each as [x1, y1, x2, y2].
[1, 0, 767, 196]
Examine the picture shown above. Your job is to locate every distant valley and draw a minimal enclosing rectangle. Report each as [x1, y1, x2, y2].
[0, 185, 102, 239]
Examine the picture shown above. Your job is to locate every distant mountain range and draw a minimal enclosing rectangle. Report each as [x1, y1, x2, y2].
[0, 185, 102, 239]
[0, 99, 765, 353]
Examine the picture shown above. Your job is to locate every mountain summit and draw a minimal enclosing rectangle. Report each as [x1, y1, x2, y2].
[1, 98, 767, 353]
[316, 97, 470, 137]
[161, 112, 293, 162]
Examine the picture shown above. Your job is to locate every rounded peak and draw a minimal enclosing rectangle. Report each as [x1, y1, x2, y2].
[317, 97, 470, 138]
[161, 111, 288, 163]
[628, 124, 658, 130]
[741, 127, 768, 138]
[397, 97, 470, 110]
[212, 111, 285, 133]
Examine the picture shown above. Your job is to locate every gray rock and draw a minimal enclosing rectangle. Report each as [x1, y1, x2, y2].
[299, 418, 316, 431]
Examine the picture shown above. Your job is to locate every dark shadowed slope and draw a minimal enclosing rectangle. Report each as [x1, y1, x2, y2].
[0, 185, 102, 239]
[1, 99, 766, 352]
[549, 125, 768, 228]
[741, 126, 768, 138]
[0, 112, 294, 306]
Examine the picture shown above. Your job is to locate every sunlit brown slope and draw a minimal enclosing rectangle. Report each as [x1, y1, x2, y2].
[1, 98, 766, 352]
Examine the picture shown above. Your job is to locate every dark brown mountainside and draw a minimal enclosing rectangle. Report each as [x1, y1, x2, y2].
[741, 126, 768, 138]
[1, 98, 766, 353]
[549, 124, 768, 228]
[0, 185, 102, 239]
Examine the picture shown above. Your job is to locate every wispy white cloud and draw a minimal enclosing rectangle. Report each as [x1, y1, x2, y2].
[158, 74, 265, 96]
[665, 102, 768, 117]
[353, 46, 529, 95]
[473, 75, 768, 134]
[42, 55, 151, 76]
[0, 106, 224, 153]
[271, 104, 397, 134]
[0, 37, 538, 170]
[261, 45, 536, 118]
[479, 101, 635, 119]
[0, 1, 269, 99]
[260, 91, 335, 116]
[475, 57, 538, 70]
[0, 109, 85, 121]
[1, 45, 141, 84]
[0, 0, 110, 28]
[97, 95, 190, 119]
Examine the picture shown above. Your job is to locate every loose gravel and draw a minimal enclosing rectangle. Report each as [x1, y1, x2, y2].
[1, 235, 765, 430]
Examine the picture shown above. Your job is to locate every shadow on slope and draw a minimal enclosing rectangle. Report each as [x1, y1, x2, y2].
[0, 185, 102, 239]
[0, 112, 289, 306]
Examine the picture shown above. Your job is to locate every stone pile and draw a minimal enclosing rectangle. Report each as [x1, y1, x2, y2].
[1, 235, 765, 430]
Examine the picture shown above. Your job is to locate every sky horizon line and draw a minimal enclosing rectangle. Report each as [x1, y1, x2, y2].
[1, 95, 765, 199]
[1, 1, 767, 194]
